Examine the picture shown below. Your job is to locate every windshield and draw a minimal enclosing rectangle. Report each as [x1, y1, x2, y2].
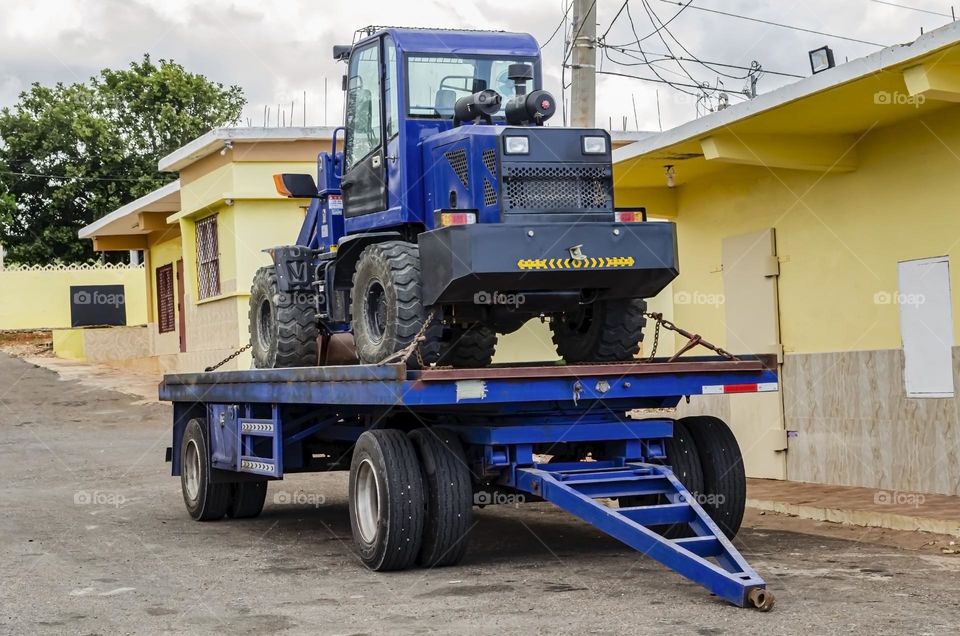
[406, 55, 537, 117]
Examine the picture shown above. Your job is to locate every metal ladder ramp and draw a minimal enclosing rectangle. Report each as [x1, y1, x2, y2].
[514, 463, 774, 610]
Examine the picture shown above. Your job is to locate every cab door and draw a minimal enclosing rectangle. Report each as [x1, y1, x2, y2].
[342, 39, 387, 217]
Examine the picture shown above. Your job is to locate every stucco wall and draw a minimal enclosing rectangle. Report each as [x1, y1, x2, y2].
[0, 265, 147, 330]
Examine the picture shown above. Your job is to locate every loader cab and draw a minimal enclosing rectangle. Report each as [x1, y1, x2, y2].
[338, 28, 542, 232]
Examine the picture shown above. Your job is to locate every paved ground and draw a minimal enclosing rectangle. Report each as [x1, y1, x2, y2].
[2, 352, 960, 635]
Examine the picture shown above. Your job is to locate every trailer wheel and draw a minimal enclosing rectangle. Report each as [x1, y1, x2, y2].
[438, 323, 498, 367]
[350, 242, 441, 368]
[226, 481, 268, 519]
[180, 419, 231, 521]
[551, 298, 646, 363]
[349, 429, 425, 571]
[249, 266, 319, 368]
[409, 428, 473, 567]
[620, 419, 704, 538]
[680, 416, 746, 539]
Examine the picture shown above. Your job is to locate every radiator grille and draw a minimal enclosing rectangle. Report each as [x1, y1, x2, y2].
[503, 166, 611, 211]
[482, 149, 497, 175]
[445, 149, 469, 187]
[483, 178, 498, 207]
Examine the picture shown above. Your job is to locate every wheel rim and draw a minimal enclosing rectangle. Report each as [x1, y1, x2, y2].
[257, 297, 274, 349]
[354, 458, 381, 544]
[365, 280, 388, 344]
[184, 439, 201, 502]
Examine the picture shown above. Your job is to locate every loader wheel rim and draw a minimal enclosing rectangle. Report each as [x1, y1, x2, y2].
[354, 458, 381, 544]
[257, 297, 273, 349]
[365, 280, 387, 344]
[184, 439, 201, 502]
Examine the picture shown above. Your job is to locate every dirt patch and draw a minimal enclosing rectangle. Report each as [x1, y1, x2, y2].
[0, 330, 53, 358]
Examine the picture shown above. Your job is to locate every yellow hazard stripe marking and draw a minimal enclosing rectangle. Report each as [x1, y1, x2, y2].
[517, 256, 635, 270]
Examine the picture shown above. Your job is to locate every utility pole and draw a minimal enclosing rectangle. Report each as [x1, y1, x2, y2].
[570, 0, 597, 128]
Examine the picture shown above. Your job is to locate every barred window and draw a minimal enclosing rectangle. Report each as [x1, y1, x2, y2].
[156, 264, 175, 333]
[195, 215, 221, 300]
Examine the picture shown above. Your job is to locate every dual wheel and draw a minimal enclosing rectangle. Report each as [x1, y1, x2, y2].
[621, 415, 746, 540]
[349, 428, 474, 571]
[180, 419, 268, 521]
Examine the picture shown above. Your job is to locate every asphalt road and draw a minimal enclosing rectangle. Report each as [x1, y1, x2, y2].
[1, 352, 959, 635]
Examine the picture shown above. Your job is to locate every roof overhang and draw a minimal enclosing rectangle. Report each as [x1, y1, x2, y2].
[613, 21, 960, 189]
[158, 126, 338, 172]
[79, 180, 181, 240]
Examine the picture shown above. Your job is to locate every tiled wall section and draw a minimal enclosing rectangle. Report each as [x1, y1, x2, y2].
[782, 348, 960, 496]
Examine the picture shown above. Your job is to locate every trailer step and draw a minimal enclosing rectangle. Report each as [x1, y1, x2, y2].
[236, 407, 282, 478]
[513, 462, 770, 609]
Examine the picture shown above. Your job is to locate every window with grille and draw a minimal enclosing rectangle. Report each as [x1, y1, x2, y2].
[156, 264, 175, 333]
[195, 215, 221, 300]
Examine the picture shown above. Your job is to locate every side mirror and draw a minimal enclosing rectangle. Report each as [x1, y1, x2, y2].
[273, 173, 319, 198]
[333, 45, 352, 62]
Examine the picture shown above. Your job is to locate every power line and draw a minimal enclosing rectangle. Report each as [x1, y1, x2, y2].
[541, 1, 572, 50]
[0, 170, 168, 183]
[657, 0, 889, 47]
[602, 44, 804, 79]
[868, 0, 954, 17]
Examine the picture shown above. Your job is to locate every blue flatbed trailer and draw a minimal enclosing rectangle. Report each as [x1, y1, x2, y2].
[160, 355, 779, 611]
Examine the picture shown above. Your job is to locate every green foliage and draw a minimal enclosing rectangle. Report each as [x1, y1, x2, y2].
[0, 55, 245, 265]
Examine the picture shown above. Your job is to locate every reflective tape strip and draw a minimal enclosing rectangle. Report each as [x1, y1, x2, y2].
[702, 382, 778, 395]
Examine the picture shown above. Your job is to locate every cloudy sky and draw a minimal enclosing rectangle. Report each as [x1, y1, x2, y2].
[1, 0, 955, 133]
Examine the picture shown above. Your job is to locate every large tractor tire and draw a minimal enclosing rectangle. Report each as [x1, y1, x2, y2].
[409, 428, 473, 567]
[351, 241, 441, 368]
[551, 298, 646, 363]
[438, 323, 498, 368]
[619, 419, 704, 538]
[348, 429, 425, 571]
[680, 416, 747, 539]
[249, 267, 318, 368]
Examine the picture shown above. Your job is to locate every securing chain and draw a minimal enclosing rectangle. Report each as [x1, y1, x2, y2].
[377, 308, 438, 367]
[205, 343, 252, 372]
[643, 312, 738, 362]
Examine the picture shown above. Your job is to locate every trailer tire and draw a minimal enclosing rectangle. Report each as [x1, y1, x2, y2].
[409, 428, 473, 567]
[226, 481, 268, 519]
[180, 419, 231, 521]
[249, 266, 319, 369]
[680, 416, 746, 539]
[620, 419, 704, 538]
[351, 241, 441, 368]
[551, 298, 646, 363]
[438, 323, 498, 368]
[349, 429, 425, 571]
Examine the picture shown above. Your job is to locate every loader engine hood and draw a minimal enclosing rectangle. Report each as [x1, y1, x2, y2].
[421, 126, 615, 226]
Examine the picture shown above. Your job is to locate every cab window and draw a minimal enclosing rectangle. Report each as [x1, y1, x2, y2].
[344, 42, 383, 169]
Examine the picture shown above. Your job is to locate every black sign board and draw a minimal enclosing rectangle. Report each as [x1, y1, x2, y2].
[69, 285, 127, 327]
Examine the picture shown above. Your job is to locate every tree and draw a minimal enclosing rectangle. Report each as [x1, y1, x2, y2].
[0, 55, 245, 265]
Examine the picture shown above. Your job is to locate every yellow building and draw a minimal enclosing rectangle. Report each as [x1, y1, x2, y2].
[80, 127, 337, 372]
[613, 22, 960, 496]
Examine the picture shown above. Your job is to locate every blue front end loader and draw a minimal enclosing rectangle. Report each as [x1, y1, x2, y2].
[250, 26, 679, 369]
